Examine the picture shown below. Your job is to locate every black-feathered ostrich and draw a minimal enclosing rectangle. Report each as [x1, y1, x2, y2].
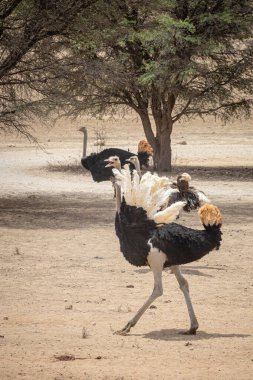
[127, 156, 210, 212]
[105, 156, 223, 335]
[81, 148, 150, 182]
[79, 127, 152, 182]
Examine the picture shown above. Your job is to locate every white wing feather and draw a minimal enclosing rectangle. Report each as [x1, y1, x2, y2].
[153, 201, 186, 224]
[112, 167, 185, 224]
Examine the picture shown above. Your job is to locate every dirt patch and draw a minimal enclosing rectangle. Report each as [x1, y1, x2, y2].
[0, 116, 253, 380]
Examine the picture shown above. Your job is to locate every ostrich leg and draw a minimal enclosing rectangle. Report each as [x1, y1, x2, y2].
[114, 249, 166, 335]
[171, 265, 199, 334]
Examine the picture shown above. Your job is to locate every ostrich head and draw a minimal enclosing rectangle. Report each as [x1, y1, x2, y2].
[126, 155, 141, 176]
[177, 173, 191, 192]
[78, 126, 87, 133]
[104, 156, 121, 170]
[126, 155, 139, 166]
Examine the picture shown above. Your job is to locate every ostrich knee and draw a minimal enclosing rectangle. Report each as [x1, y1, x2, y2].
[152, 283, 163, 298]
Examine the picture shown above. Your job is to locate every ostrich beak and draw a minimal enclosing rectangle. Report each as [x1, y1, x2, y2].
[104, 159, 113, 168]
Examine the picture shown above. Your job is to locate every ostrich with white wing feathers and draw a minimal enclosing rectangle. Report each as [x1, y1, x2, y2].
[126, 156, 210, 212]
[105, 156, 223, 335]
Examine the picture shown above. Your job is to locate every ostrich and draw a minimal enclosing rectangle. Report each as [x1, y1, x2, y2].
[105, 156, 223, 335]
[81, 149, 150, 198]
[126, 156, 210, 212]
[81, 148, 151, 182]
[78, 126, 152, 182]
[168, 172, 210, 212]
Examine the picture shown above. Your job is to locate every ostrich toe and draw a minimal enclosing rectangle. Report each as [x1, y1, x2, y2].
[180, 327, 198, 335]
[113, 322, 133, 335]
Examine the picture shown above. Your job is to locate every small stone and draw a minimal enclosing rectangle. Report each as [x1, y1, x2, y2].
[54, 354, 75, 361]
[178, 140, 187, 145]
[15, 248, 20, 255]
[65, 304, 73, 310]
[126, 285, 134, 288]
[82, 327, 88, 338]
[3, 317, 8, 320]
[117, 305, 131, 313]
[185, 342, 192, 346]
[149, 305, 157, 309]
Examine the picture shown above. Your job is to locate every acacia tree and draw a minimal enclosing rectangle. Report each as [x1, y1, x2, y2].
[48, 0, 253, 171]
[1, 1, 253, 170]
[0, 0, 95, 139]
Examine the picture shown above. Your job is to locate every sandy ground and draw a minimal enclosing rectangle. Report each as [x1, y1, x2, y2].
[0, 115, 253, 380]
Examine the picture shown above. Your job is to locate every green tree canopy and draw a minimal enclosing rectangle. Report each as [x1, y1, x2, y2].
[47, 0, 253, 170]
[0, 0, 95, 140]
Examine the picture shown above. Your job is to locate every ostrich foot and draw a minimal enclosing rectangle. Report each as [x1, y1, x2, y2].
[113, 322, 133, 336]
[180, 328, 197, 335]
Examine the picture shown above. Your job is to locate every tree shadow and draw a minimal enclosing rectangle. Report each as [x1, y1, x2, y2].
[134, 329, 250, 341]
[217, 202, 253, 223]
[0, 193, 115, 230]
[46, 163, 253, 182]
[170, 165, 253, 182]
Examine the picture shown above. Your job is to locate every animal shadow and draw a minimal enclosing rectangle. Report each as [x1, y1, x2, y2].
[141, 329, 250, 341]
[135, 267, 213, 278]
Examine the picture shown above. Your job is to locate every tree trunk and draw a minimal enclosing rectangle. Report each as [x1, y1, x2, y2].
[150, 92, 174, 172]
[138, 110, 158, 157]
[138, 109, 173, 172]
[156, 122, 172, 172]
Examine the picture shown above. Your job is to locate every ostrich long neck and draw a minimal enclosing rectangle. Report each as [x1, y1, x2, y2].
[82, 128, 87, 158]
[114, 163, 122, 212]
[134, 159, 141, 177]
[115, 183, 122, 212]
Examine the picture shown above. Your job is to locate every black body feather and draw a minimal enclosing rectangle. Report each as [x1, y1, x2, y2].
[115, 200, 157, 266]
[115, 203, 222, 267]
[150, 223, 222, 267]
[168, 189, 201, 212]
[81, 148, 151, 182]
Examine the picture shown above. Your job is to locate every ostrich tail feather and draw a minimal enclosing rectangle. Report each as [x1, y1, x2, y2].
[198, 204, 223, 227]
